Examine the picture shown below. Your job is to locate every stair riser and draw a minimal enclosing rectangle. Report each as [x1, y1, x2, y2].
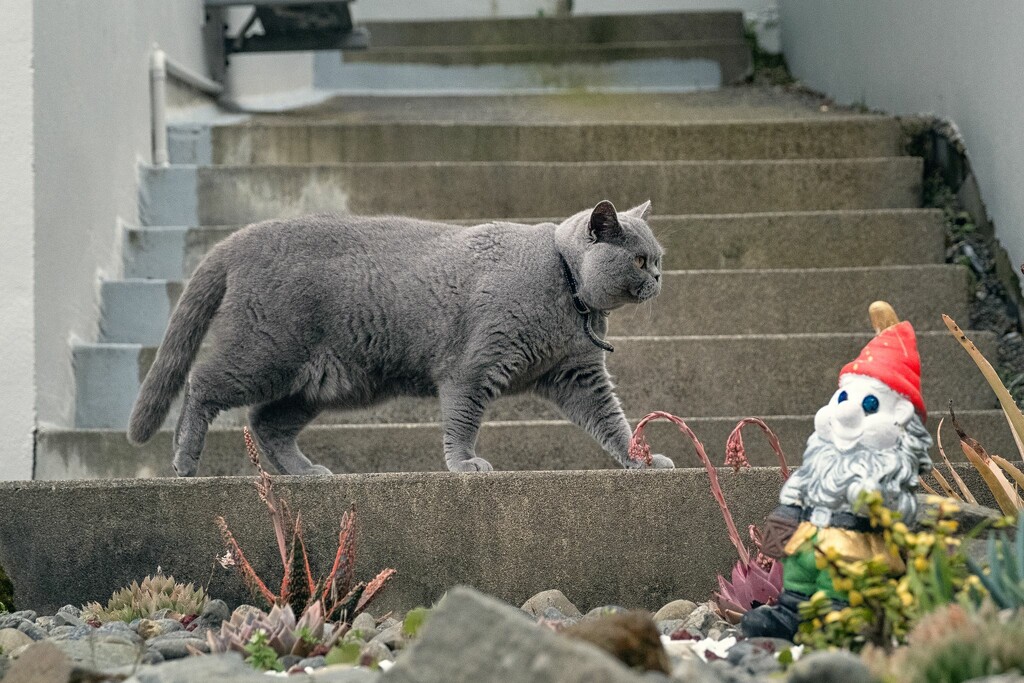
[37, 409, 1013, 479]
[360, 12, 746, 48]
[140, 159, 923, 225]
[184, 119, 904, 166]
[98, 266, 970, 344]
[124, 211, 947, 280]
[0, 467, 998, 615]
[72, 332, 997, 429]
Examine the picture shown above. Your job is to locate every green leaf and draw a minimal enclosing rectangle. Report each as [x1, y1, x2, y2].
[325, 640, 362, 666]
[402, 607, 429, 638]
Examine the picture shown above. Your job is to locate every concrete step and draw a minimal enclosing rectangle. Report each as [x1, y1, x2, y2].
[359, 12, 746, 48]
[97, 265, 970, 345]
[0, 465, 999, 615]
[123, 210, 946, 280]
[139, 158, 922, 225]
[72, 332, 997, 429]
[177, 118, 905, 166]
[36, 409, 1013, 479]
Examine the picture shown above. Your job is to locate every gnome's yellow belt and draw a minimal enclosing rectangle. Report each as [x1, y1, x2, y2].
[784, 521, 905, 572]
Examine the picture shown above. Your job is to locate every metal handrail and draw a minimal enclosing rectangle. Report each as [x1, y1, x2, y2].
[149, 44, 224, 167]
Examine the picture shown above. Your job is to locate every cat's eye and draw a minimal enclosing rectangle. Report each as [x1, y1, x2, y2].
[635, 255, 647, 269]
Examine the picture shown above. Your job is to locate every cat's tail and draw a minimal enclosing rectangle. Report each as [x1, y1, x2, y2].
[127, 254, 228, 445]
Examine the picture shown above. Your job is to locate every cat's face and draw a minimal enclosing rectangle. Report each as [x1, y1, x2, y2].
[578, 200, 664, 311]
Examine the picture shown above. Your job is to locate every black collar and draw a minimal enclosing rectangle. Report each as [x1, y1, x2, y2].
[558, 253, 614, 353]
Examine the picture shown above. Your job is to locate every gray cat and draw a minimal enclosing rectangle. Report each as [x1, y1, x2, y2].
[127, 200, 675, 475]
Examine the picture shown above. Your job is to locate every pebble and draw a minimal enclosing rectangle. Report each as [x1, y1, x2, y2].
[681, 604, 729, 636]
[53, 612, 85, 628]
[298, 655, 326, 670]
[786, 650, 873, 683]
[137, 618, 182, 640]
[520, 589, 582, 619]
[48, 625, 95, 641]
[656, 619, 686, 636]
[7, 610, 37, 623]
[17, 620, 49, 641]
[582, 606, 628, 621]
[0, 628, 34, 653]
[147, 632, 209, 660]
[350, 612, 377, 636]
[653, 600, 698, 623]
[56, 605, 81, 619]
[199, 599, 229, 626]
[370, 624, 405, 651]
[726, 640, 782, 677]
[230, 604, 263, 622]
[34, 616, 56, 632]
[359, 639, 393, 666]
[280, 654, 302, 670]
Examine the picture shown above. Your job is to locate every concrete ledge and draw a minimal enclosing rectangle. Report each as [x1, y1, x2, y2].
[0, 467, 997, 615]
[124, 210, 946, 280]
[140, 159, 923, 225]
[36, 409, 1014, 479]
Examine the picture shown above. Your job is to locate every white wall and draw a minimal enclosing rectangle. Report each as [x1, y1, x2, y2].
[0, 0, 35, 479]
[33, 2, 212, 429]
[780, 0, 1024, 294]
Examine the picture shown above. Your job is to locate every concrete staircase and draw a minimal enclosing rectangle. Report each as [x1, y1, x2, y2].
[41, 11, 1011, 479]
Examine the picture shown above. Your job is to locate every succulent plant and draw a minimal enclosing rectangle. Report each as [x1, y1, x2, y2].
[207, 601, 346, 663]
[715, 558, 783, 624]
[968, 519, 1024, 609]
[81, 572, 208, 623]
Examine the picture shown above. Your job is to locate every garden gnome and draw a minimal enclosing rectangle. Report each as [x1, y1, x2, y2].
[741, 303, 933, 639]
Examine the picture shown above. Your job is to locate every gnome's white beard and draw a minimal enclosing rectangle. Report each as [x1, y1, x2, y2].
[780, 414, 933, 523]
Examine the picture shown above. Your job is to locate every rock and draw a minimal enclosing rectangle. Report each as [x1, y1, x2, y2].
[680, 605, 727, 637]
[53, 615, 86, 631]
[725, 640, 782, 677]
[281, 654, 302, 670]
[141, 649, 164, 665]
[378, 617, 400, 631]
[51, 637, 143, 672]
[123, 652, 267, 683]
[0, 655, 9, 680]
[371, 624, 406, 651]
[0, 628, 34, 653]
[709, 659, 758, 682]
[48, 625, 95, 641]
[1, 642, 73, 683]
[16, 620, 47, 641]
[147, 632, 208, 660]
[230, 604, 264, 622]
[583, 606, 628, 621]
[98, 620, 142, 643]
[34, 616, 56, 631]
[298, 655, 327, 670]
[656, 619, 685, 636]
[653, 600, 698, 623]
[150, 609, 172, 620]
[351, 612, 378, 637]
[7, 611, 37, 624]
[360, 639, 394, 666]
[382, 586, 647, 683]
[138, 618, 182, 640]
[201, 599, 229, 623]
[521, 589, 583, 619]
[313, 665, 383, 682]
[786, 650, 873, 683]
[56, 605, 81, 619]
[0, 617, 29, 632]
[670, 657, 727, 683]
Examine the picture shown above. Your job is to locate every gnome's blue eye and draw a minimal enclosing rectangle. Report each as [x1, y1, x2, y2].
[862, 395, 880, 414]
[837, 390, 848, 403]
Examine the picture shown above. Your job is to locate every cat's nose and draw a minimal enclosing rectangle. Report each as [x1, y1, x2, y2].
[653, 272, 661, 281]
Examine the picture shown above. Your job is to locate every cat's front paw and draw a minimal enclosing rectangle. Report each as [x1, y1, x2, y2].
[650, 454, 675, 469]
[448, 457, 494, 472]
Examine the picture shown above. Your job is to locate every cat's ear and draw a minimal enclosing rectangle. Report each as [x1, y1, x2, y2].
[589, 200, 622, 242]
[626, 200, 652, 221]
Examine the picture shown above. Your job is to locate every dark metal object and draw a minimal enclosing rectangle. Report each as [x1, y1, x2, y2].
[204, 1, 369, 79]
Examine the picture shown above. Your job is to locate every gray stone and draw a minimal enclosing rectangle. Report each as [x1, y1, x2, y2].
[313, 666, 382, 682]
[138, 618, 182, 640]
[709, 659, 758, 683]
[123, 652, 266, 683]
[200, 599, 229, 626]
[298, 655, 327, 669]
[51, 637, 143, 671]
[34, 616, 56, 631]
[653, 600, 698, 623]
[231, 604, 264, 622]
[147, 633, 208, 660]
[360, 640, 394, 666]
[656, 619, 686, 636]
[0, 628, 33, 653]
[669, 657, 726, 683]
[7, 611, 36, 623]
[351, 612, 378, 636]
[681, 605, 726, 637]
[370, 624, 405, 651]
[16, 620, 47, 641]
[56, 605, 81, 619]
[382, 586, 646, 683]
[0, 617, 29, 632]
[281, 654, 302, 670]
[55, 615, 87, 630]
[1, 642, 73, 683]
[48, 625, 95, 641]
[725, 640, 782, 676]
[786, 650, 873, 683]
[521, 589, 582, 619]
[583, 606, 628, 621]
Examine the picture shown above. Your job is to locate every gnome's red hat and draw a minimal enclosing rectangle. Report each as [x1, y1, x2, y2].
[840, 321, 926, 421]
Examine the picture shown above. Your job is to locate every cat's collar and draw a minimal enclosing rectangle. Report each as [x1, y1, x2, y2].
[557, 253, 614, 353]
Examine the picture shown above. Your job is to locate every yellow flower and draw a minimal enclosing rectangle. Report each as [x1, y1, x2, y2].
[848, 590, 864, 607]
[824, 611, 843, 624]
[914, 556, 929, 573]
[892, 522, 909, 535]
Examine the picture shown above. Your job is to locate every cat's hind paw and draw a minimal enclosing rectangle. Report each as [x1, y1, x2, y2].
[650, 454, 675, 469]
[448, 457, 494, 472]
